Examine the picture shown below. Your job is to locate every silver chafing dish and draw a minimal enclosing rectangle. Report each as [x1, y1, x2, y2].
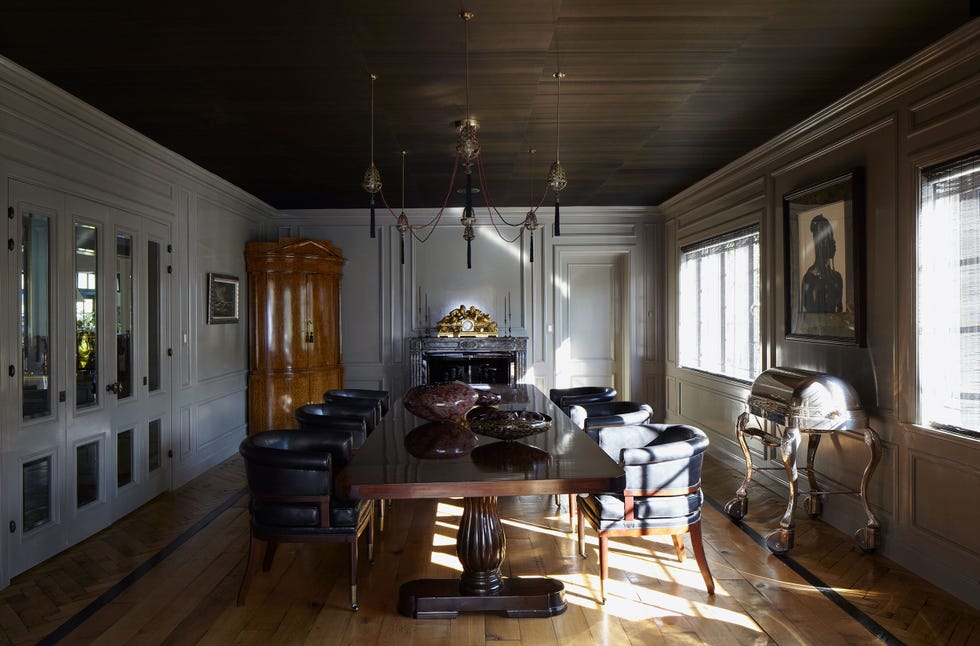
[724, 367, 881, 553]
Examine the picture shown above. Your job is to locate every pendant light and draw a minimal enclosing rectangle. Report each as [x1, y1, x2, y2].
[546, 70, 567, 236]
[523, 148, 541, 263]
[361, 74, 382, 238]
[396, 151, 409, 264]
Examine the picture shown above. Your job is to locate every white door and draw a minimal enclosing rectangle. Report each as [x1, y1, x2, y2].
[4, 183, 173, 578]
[554, 248, 629, 397]
[5, 180, 68, 572]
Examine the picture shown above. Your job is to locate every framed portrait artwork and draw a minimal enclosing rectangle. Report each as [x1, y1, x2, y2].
[206, 273, 240, 324]
[783, 169, 865, 346]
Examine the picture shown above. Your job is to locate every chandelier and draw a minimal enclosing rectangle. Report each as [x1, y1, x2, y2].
[361, 9, 567, 268]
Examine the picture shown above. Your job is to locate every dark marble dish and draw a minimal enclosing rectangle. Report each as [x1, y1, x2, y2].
[468, 409, 552, 440]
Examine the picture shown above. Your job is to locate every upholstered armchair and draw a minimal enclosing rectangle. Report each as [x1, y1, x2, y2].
[577, 424, 714, 603]
[238, 429, 374, 610]
[322, 392, 384, 425]
[324, 388, 390, 416]
[294, 403, 371, 450]
[560, 401, 654, 524]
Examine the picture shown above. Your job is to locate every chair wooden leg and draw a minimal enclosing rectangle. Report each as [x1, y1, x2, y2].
[671, 534, 686, 562]
[599, 533, 608, 604]
[567, 494, 577, 532]
[349, 537, 359, 611]
[377, 498, 385, 533]
[577, 505, 586, 557]
[262, 540, 278, 571]
[367, 506, 375, 564]
[689, 522, 715, 595]
[237, 536, 263, 606]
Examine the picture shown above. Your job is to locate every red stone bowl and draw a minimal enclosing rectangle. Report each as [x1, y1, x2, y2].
[403, 381, 480, 422]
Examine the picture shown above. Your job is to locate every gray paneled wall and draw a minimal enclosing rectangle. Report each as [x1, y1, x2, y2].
[660, 21, 980, 606]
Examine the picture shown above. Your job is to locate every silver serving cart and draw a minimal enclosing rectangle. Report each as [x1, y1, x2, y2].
[724, 367, 881, 553]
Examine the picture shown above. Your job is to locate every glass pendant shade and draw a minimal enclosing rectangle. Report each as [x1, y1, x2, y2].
[457, 120, 481, 163]
[362, 163, 382, 194]
[547, 160, 567, 193]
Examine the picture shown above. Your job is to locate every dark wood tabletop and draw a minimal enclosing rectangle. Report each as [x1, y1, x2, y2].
[344, 384, 625, 500]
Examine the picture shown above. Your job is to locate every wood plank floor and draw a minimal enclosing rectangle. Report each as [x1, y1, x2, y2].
[0, 454, 976, 645]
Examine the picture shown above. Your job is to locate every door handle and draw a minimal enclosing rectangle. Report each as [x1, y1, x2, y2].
[307, 319, 314, 343]
[106, 382, 121, 394]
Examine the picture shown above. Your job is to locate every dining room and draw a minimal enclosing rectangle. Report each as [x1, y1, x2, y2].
[0, 3, 978, 643]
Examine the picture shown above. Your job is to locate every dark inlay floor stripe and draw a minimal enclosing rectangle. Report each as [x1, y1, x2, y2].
[39, 486, 248, 645]
[703, 494, 904, 645]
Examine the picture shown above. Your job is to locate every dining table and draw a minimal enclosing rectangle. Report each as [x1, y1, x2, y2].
[342, 383, 626, 619]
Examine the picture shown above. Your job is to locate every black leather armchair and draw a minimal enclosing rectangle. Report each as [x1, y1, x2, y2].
[320, 395, 382, 428]
[238, 429, 374, 610]
[324, 388, 390, 416]
[577, 424, 714, 603]
[548, 386, 617, 412]
[295, 403, 373, 450]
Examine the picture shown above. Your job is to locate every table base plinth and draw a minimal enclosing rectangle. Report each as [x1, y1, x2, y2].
[398, 577, 566, 619]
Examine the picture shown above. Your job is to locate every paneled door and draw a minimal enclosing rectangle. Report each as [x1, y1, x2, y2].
[3, 181, 173, 580]
[553, 248, 630, 398]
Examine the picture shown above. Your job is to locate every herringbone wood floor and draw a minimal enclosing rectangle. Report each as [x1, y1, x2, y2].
[0, 454, 976, 645]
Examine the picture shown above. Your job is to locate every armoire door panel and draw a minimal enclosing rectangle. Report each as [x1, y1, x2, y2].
[308, 367, 345, 404]
[306, 272, 341, 369]
[251, 271, 306, 372]
[248, 372, 308, 431]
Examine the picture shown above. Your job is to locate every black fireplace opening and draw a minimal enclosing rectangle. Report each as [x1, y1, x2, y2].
[425, 353, 514, 386]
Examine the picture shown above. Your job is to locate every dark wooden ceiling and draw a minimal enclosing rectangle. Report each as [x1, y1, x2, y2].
[0, 2, 974, 209]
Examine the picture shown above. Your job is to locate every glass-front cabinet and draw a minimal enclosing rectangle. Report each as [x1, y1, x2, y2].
[4, 181, 173, 582]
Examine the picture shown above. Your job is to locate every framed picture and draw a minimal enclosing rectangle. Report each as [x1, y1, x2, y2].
[784, 169, 865, 346]
[206, 273, 239, 324]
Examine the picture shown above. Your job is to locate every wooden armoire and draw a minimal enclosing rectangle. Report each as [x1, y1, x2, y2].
[245, 238, 345, 433]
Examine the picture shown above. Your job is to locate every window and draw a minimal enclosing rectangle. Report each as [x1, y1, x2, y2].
[679, 226, 761, 381]
[918, 153, 980, 436]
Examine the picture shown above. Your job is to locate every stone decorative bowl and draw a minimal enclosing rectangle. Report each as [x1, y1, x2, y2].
[403, 381, 479, 422]
[468, 409, 552, 441]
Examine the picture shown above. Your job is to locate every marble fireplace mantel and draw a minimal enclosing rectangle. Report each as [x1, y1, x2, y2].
[409, 336, 527, 387]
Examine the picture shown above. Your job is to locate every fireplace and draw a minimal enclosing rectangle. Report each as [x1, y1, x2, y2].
[409, 337, 527, 386]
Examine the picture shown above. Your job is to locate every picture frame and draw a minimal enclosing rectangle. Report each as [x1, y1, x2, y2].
[206, 273, 239, 324]
[783, 169, 865, 346]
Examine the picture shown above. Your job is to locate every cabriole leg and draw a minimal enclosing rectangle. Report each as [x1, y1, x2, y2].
[725, 412, 753, 521]
[854, 427, 882, 552]
[766, 426, 800, 553]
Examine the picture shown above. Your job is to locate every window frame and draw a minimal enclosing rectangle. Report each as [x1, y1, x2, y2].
[677, 223, 762, 384]
[915, 151, 980, 440]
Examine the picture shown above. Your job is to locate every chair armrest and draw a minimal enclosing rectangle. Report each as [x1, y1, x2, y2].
[620, 441, 701, 465]
[595, 423, 708, 463]
[240, 442, 333, 472]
